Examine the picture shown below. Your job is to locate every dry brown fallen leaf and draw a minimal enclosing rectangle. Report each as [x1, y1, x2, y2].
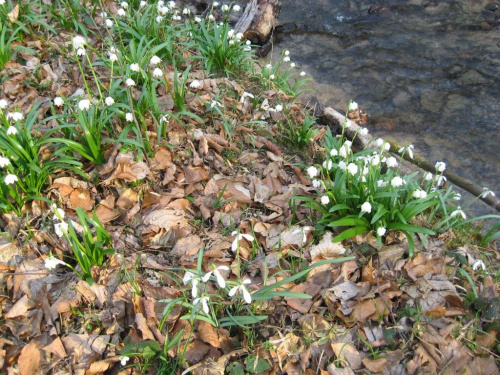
[362, 357, 387, 373]
[309, 232, 346, 259]
[331, 343, 362, 370]
[18, 341, 41, 375]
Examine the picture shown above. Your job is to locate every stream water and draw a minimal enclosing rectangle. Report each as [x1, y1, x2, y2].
[275, 0, 500, 201]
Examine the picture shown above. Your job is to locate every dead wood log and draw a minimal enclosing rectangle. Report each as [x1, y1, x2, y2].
[235, 0, 282, 44]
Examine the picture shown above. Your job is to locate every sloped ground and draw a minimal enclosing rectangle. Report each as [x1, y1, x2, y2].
[0, 1, 499, 375]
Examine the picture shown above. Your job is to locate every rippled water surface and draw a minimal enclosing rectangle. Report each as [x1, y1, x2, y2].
[276, 0, 500, 193]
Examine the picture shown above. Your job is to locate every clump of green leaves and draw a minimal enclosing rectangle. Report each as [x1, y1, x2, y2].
[64, 208, 114, 284]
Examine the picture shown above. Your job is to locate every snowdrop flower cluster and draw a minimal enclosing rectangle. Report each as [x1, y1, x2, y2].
[412, 189, 427, 199]
[51, 204, 69, 237]
[0, 156, 10, 168]
[6, 112, 24, 122]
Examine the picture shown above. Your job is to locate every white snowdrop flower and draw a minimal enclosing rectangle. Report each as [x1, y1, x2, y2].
[283, 56, 290, 62]
[140, 1, 147, 9]
[193, 296, 210, 314]
[359, 128, 368, 136]
[126, 78, 136, 86]
[450, 207, 466, 220]
[54, 222, 69, 237]
[435, 161, 446, 173]
[269, 74, 275, 80]
[384, 142, 390, 151]
[53, 208, 65, 221]
[299, 226, 311, 244]
[195, 16, 201, 22]
[228, 279, 252, 303]
[233, 4, 241, 11]
[228, 29, 235, 38]
[231, 231, 254, 252]
[119, 356, 130, 366]
[377, 227, 386, 236]
[306, 166, 319, 178]
[110, 46, 116, 53]
[109, 53, 118, 62]
[239, 92, 255, 103]
[105, 97, 115, 106]
[290, 62, 296, 68]
[0, 156, 10, 168]
[482, 187, 495, 198]
[4, 174, 18, 185]
[235, 32, 243, 40]
[375, 138, 384, 147]
[121, 1, 129, 8]
[412, 189, 427, 199]
[117, 8, 126, 16]
[0, 0, 5, 4]
[228, 39, 235, 45]
[398, 144, 414, 159]
[275, 104, 283, 112]
[349, 101, 358, 111]
[424, 172, 433, 181]
[99, 11, 107, 18]
[312, 179, 321, 188]
[284, 50, 290, 56]
[323, 159, 333, 170]
[174, 15, 182, 20]
[321, 195, 330, 205]
[330, 149, 338, 157]
[361, 201, 372, 213]
[6, 126, 17, 135]
[472, 259, 486, 271]
[300, 71, 306, 76]
[72, 35, 86, 49]
[78, 99, 91, 110]
[377, 179, 385, 188]
[210, 100, 222, 109]
[371, 155, 380, 166]
[339, 145, 349, 158]
[6, 112, 23, 122]
[130, 63, 140, 72]
[182, 7, 190, 14]
[362, 166, 369, 175]
[221, 4, 229, 11]
[391, 176, 404, 187]
[44, 255, 67, 270]
[213, 1, 219, 6]
[347, 163, 358, 176]
[453, 192, 461, 201]
[156, 15, 163, 22]
[76, 47, 86, 56]
[344, 120, 352, 129]
[125, 112, 134, 122]
[105, 19, 114, 27]
[152, 68, 163, 78]
[158, 5, 169, 14]
[183, 271, 200, 298]
[436, 175, 447, 186]
[338, 160, 347, 170]
[190, 80, 201, 89]
[54, 97, 64, 107]
[265, 63, 272, 69]
[0, 99, 8, 109]
[246, 40, 251, 45]
[386, 156, 398, 168]
[202, 265, 230, 288]
[208, 14, 215, 21]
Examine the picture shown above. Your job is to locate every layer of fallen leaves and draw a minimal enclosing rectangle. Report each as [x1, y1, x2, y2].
[1, 8, 499, 375]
